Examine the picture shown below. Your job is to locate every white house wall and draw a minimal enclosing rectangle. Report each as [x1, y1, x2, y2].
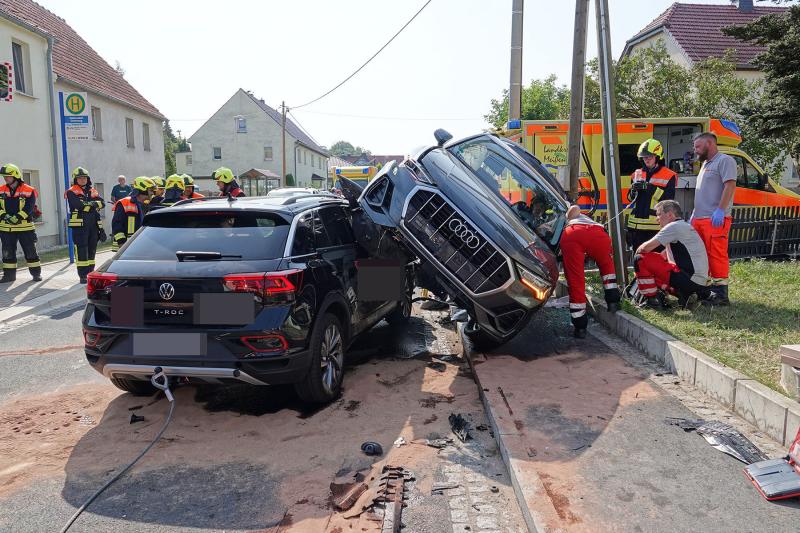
[0, 18, 60, 243]
[55, 80, 165, 232]
[188, 89, 327, 188]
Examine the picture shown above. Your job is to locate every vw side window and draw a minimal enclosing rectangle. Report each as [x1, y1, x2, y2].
[318, 207, 355, 246]
[292, 212, 314, 256]
[312, 210, 333, 249]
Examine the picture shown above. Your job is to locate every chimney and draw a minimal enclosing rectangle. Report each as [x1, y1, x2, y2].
[738, 0, 753, 13]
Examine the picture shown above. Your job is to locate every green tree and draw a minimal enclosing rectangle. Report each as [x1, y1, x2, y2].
[163, 120, 178, 176]
[484, 74, 570, 129]
[329, 141, 372, 158]
[723, 2, 800, 167]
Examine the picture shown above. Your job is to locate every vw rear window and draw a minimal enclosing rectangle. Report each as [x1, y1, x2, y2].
[119, 211, 290, 260]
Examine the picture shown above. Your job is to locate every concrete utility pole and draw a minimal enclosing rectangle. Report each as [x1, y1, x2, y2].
[281, 101, 287, 187]
[567, 0, 590, 200]
[594, 0, 628, 285]
[508, 0, 524, 123]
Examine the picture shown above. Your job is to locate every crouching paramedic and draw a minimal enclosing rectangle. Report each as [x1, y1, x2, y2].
[626, 138, 677, 253]
[560, 205, 621, 338]
[634, 200, 709, 308]
[66, 167, 105, 282]
[112, 177, 155, 251]
[0, 163, 41, 282]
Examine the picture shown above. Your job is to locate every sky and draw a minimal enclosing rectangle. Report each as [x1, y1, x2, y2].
[36, 0, 735, 155]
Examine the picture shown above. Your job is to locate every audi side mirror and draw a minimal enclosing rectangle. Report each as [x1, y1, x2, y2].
[434, 129, 453, 147]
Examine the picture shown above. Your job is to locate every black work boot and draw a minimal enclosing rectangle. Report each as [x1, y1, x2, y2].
[607, 301, 621, 313]
[574, 327, 588, 339]
[702, 285, 730, 307]
[30, 266, 42, 282]
[0, 268, 16, 284]
[638, 297, 664, 310]
[677, 292, 700, 310]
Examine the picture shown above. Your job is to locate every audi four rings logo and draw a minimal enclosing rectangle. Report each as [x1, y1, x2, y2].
[448, 219, 481, 249]
[158, 282, 175, 301]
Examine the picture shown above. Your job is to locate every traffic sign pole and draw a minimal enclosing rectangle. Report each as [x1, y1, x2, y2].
[58, 91, 75, 263]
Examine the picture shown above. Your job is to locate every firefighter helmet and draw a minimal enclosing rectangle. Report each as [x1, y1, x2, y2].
[212, 167, 235, 184]
[637, 139, 663, 159]
[182, 174, 194, 186]
[165, 174, 186, 191]
[151, 176, 165, 188]
[0, 163, 22, 181]
[132, 176, 156, 194]
[71, 166, 92, 185]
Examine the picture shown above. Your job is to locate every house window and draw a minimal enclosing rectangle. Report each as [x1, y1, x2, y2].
[303, 151, 307, 165]
[91, 107, 103, 140]
[186, 154, 193, 165]
[264, 146, 273, 161]
[142, 123, 151, 151]
[11, 41, 30, 94]
[125, 118, 135, 148]
[23, 170, 42, 221]
[213, 147, 222, 160]
[236, 117, 247, 133]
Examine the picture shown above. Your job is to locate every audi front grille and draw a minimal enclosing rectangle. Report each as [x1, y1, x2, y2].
[403, 189, 511, 295]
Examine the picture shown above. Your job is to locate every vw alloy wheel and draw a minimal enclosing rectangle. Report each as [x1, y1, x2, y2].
[320, 323, 344, 394]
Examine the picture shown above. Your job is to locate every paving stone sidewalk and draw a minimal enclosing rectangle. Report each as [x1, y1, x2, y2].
[0, 251, 113, 317]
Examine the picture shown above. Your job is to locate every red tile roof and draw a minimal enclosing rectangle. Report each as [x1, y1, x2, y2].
[0, 0, 164, 118]
[626, 2, 788, 68]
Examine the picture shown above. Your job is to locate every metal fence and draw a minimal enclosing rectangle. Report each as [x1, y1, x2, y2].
[729, 206, 800, 259]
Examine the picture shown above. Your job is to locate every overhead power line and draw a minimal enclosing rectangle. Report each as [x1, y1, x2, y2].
[287, 109, 321, 146]
[292, 109, 482, 122]
[290, 0, 434, 110]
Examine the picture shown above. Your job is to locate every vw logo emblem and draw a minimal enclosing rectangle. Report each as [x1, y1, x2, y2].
[448, 219, 481, 249]
[158, 282, 175, 301]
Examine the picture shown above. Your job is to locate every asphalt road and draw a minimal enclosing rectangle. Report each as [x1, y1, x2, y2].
[0, 304, 526, 532]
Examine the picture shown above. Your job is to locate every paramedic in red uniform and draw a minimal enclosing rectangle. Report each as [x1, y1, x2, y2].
[691, 132, 736, 306]
[560, 205, 621, 338]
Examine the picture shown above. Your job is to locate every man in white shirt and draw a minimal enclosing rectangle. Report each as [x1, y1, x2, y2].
[634, 200, 710, 309]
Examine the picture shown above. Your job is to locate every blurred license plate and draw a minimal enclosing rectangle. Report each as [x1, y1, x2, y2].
[133, 333, 207, 356]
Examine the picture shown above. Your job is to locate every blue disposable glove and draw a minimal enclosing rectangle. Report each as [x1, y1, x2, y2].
[711, 208, 725, 228]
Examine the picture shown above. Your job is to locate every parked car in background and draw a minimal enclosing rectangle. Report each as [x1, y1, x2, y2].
[267, 187, 324, 198]
[358, 130, 569, 348]
[83, 194, 414, 403]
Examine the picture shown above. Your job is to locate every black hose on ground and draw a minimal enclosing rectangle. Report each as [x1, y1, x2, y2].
[60, 369, 176, 533]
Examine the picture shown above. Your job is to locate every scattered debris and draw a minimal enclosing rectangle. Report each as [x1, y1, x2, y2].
[129, 414, 145, 424]
[127, 405, 143, 411]
[431, 482, 460, 494]
[666, 417, 768, 464]
[435, 354, 459, 363]
[544, 295, 570, 309]
[449, 413, 471, 442]
[475, 424, 489, 432]
[450, 309, 469, 323]
[393, 437, 407, 448]
[379, 466, 413, 533]
[490, 485, 499, 493]
[361, 441, 384, 456]
[427, 361, 447, 372]
[331, 473, 369, 511]
[415, 437, 453, 449]
[745, 426, 800, 501]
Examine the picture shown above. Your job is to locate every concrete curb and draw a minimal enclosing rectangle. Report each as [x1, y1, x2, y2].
[556, 281, 800, 447]
[458, 326, 547, 533]
[0, 283, 86, 323]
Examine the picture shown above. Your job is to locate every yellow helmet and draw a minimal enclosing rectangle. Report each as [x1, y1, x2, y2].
[182, 174, 194, 186]
[637, 138, 663, 159]
[212, 167, 235, 184]
[151, 176, 165, 188]
[0, 163, 22, 181]
[165, 174, 186, 191]
[71, 166, 90, 180]
[132, 176, 156, 194]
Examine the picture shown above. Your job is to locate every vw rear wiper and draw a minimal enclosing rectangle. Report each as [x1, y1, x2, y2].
[175, 251, 243, 262]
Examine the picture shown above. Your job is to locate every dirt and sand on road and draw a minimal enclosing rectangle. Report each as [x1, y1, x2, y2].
[0, 310, 526, 532]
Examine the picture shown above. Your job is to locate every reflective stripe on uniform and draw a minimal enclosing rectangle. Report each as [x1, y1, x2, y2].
[569, 302, 587, 318]
[26, 261, 41, 268]
[2, 262, 17, 269]
[127, 217, 135, 235]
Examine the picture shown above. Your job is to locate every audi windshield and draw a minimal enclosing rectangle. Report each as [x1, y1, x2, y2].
[449, 137, 567, 246]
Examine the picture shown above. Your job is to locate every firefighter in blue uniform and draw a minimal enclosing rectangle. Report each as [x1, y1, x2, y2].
[66, 167, 105, 282]
[0, 163, 42, 283]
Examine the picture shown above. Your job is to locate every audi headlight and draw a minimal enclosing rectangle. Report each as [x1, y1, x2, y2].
[517, 263, 551, 301]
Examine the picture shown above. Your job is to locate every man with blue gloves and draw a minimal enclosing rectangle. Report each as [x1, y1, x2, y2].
[691, 132, 737, 305]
